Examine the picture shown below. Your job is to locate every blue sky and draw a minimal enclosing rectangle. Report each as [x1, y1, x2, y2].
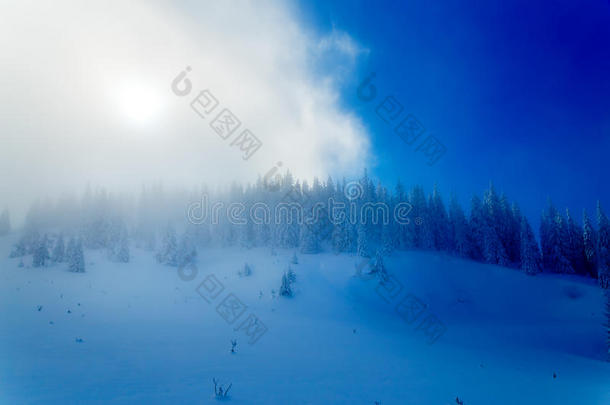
[300, 0, 610, 225]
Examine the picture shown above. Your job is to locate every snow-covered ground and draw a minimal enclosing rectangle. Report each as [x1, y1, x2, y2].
[1, 233, 609, 404]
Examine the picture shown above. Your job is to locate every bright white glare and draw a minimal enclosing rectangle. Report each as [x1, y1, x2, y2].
[115, 81, 163, 127]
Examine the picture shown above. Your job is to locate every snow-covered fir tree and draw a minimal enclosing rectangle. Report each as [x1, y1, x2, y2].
[448, 193, 470, 258]
[605, 291, 610, 361]
[583, 209, 598, 278]
[239, 263, 252, 277]
[300, 223, 320, 254]
[115, 229, 130, 263]
[32, 234, 50, 267]
[356, 222, 371, 258]
[176, 231, 197, 268]
[52, 234, 65, 263]
[428, 184, 450, 251]
[520, 217, 541, 275]
[540, 202, 573, 273]
[565, 209, 585, 275]
[597, 202, 610, 289]
[156, 224, 178, 266]
[468, 195, 486, 261]
[279, 268, 295, 297]
[369, 249, 388, 280]
[408, 185, 432, 249]
[9, 237, 27, 258]
[67, 238, 85, 273]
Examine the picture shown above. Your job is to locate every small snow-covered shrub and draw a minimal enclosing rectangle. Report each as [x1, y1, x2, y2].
[239, 263, 252, 277]
[291, 252, 298, 264]
[280, 267, 296, 297]
[213, 378, 232, 399]
[9, 237, 27, 258]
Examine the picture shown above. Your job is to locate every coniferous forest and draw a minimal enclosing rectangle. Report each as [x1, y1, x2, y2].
[7, 169, 610, 289]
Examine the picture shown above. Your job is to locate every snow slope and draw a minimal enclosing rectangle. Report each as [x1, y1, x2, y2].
[1, 233, 609, 404]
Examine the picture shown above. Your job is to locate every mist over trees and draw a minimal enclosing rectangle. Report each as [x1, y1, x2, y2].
[4, 171, 610, 288]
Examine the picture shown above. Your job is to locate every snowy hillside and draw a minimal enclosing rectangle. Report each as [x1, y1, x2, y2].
[1, 234, 609, 405]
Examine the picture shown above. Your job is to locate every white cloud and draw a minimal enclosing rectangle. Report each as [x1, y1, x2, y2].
[0, 0, 370, 219]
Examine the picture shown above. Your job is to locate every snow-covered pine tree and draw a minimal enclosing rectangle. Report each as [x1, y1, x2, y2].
[583, 209, 598, 278]
[239, 263, 252, 277]
[115, 229, 130, 263]
[52, 234, 65, 263]
[541, 201, 573, 273]
[467, 195, 485, 261]
[300, 223, 320, 254]
[520, 217, 541, 275]
[394, 181, 410, 250]
[597, 202, 610, 289]
[507, 202, 522, 264]
[448, 193, 470, 257]
[557, 214, 575, 274]
[330, 181, 352, 253]
[9, 236, 27, 258]
[156, 224, 178, 266]
[279, 269, 294, 297]
[482, 184, 509, 266]
[408, 185, 430, 249]
[0, 208, 10, 236]
[605, 291, 610, 361]
[369, 249, 388, 280]
[68, 238, 85, 273]
[540, 200, 556, 270]
[565, 209, 586, 275]
[482, 221, 509, 266]
[356, 222, 371, 258]
[176, 231, 197, 268]
[32, 234, 50, 267]
[429, 184, 450, 251]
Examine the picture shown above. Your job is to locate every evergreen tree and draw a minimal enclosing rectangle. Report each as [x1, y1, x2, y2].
[429, 184, 450, 251]
[408, 185, 432, 249]
[467, 195, 485, 261]
[583, 209, 598, 278]
[520, 217, 541, 275]
[565, 209, 585, 275]
[68, 238, 85, 273]
[370, 250, 388, 280]
[394, 181, 410, 250]
[482, 221, 509, 266]
[0, 208, 10, 236]
[540, 200, 557, 270]
[156, 224, 178, 266]
[176, 231, 196, 268]
[9, 236, 27, 258]
[482, 183, 509, 265]
[356, 222, 370, 258]
[605, 291, 610, 361]
[115, 229, 130, 263]
[300, 224, 320, 254]
[52, 234, 65, 263]
[597, 202, 610, 289]
[541, 201, 573, 273]
[279, 268, 295, 297]
[448, 193, 470, 257]
[32, 235, 50, 267]
[507, 202, 522, 264]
